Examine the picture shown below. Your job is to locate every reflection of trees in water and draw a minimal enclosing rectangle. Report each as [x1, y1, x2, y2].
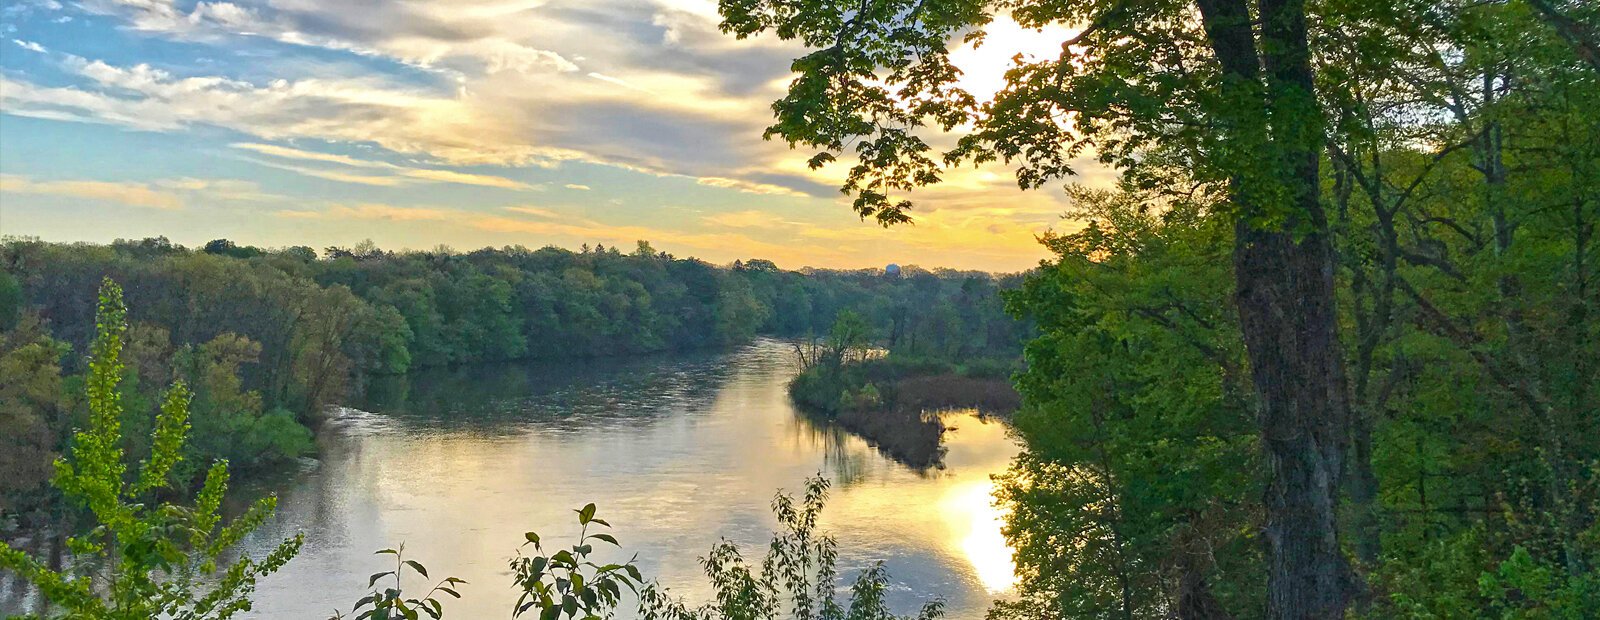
[354, 346, 735, 435]
[787, 410, 943, 484]
[0, 532, 62, 615]
[787, 414, 871, 485]
[238, 342, 784, 564]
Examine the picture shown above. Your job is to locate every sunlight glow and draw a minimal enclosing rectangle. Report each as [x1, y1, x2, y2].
[943, 479, 1019, 594]
[949, 16, 1076, 103]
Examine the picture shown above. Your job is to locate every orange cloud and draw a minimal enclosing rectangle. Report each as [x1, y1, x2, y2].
[2, 174, 182, 209]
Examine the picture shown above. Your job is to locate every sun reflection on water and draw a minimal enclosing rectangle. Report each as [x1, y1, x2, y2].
[944, 479, 1018, 594]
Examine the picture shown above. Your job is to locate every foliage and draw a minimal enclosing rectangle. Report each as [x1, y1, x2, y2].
[330, 545, 466, 620]
[790, 310, 1021, 417]
[510, 504, 642, 619]
[327, 478, 941, 620]
[0, 278, 302, 619]
[0, 314, 71, 515]
[997, 186, 1258, 619]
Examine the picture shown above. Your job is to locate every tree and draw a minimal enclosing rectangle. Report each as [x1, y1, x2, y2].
[0, 269, 22, 330]
[719, 0, 1351, 614]
[998, 184, 1258, 619]
[0, 314, 69, 516]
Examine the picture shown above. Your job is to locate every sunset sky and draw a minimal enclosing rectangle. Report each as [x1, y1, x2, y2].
[0, 0, 1097, 271]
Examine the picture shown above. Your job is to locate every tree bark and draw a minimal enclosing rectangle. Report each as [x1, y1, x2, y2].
[1195, 0, 1352, 617]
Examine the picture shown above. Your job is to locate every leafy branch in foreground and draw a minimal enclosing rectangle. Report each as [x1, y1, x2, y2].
[330, 544, 466, 620]
[511, 503, 641, 619]
[336, 477, 943, 620]
[0, 277, 302, 619]
[639, 476, 944, 620]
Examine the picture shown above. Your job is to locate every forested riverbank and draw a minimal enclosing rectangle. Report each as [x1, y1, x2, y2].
[0, 237, 1028, 527]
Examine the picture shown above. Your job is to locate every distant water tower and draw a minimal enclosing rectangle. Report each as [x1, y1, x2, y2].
[885, 263, 901, 277]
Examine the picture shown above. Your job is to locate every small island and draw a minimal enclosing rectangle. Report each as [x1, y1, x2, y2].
[787, 310, 1023, 468]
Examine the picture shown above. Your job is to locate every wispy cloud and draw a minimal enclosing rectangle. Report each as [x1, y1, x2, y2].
[0, 2, 833, 197]
[563, 184, 591, 191]
[1, 174, 183, 209]
[701, 209, 800, 229]
[240, 157, 409, 187]
[0, 174, 284, 209]
[232, 143, 391, 169]
[400, 168, 536, 190]
[275, 204, 455, 221]
[231, 142, 538, 190]
[504, 206, 561, 218]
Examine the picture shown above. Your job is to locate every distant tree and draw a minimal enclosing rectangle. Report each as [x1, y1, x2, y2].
[0, 314, 69, 515]
[278, 246, 319, 262]
[203, 239, 264, 259]
[203, 239, 238, 255]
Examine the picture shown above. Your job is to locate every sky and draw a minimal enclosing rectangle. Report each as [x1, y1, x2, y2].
[0, 0, 1097, 272]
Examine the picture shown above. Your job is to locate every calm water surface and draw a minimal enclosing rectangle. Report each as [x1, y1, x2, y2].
[238, 339, 1020, 619]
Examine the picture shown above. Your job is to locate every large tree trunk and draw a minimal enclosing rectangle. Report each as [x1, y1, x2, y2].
[1233, 214, 1350, 620]
[1195, 0, 1352, 617]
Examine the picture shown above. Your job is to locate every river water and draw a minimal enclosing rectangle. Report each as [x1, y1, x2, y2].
[236, 339, 1021, 619]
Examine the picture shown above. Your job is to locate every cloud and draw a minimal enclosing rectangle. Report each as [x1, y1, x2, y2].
[562, 184, 591, 191]
[1, 174, 182, 209]
[0, 174, 282, 209]
[694, 176, 808, 197]
[399, 168, 536, 190]
[151, 177, 280, 202]
[232, 142, 390, 169]
[0, 59, 581, 165]
[2, 1, 839, 197]
[239, 157, 409, 186]
[230, 142, 537, 189]
[275, 203, 455, 221]
[504, 205, 560, 218]
[701, 209, 799, 229]
[11, 39, 46, 53]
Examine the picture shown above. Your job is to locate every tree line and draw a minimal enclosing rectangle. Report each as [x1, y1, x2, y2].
[0, 236, 1025, 526]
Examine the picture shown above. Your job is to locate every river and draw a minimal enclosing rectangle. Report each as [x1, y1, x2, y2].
[236, 338, 1021, 619]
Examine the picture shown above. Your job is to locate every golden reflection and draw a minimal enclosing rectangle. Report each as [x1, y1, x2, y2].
[943, 480, 1019, 594]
